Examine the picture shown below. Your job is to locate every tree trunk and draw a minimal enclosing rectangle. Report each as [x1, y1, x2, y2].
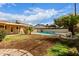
[28, 30, 31, 35]
[0, 39, 2, 42]
[29, 31, 31, 35]
[72, 28, 75, 35]
[68, 25, 75, 36]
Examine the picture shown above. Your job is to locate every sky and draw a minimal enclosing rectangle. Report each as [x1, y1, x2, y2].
[0, 3, 78, 25]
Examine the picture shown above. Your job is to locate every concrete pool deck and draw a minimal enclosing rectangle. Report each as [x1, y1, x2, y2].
[32, 31, 72, 37]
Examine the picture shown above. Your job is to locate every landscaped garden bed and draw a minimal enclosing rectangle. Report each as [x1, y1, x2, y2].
[0, 34, 59, 56]
[0, 34, 79, 56]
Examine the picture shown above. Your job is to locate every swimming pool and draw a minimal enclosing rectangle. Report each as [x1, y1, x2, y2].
[32, 31, 56, 36]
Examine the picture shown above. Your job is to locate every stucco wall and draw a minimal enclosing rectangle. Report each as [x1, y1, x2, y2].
[0, 24, 26, 34]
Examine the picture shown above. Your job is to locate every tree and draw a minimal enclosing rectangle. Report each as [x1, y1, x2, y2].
[28, 27, 33, 35]
[54, 16, 67, 28]
[54, 14, 79, 35]
[0, 29, 6, 41]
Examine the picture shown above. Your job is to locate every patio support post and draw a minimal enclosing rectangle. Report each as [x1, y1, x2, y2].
[4, 25, 5, 30]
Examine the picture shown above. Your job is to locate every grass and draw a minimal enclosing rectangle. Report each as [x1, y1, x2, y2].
[3, 34, 29, 42]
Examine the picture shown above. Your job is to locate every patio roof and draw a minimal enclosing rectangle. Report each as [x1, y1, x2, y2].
[0, 21, 28, 27]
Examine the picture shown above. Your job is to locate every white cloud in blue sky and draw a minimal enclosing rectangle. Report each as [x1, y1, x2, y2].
[0, 3, 75, 25]
[0, 8, 58, 25]
[0, 3, 16, 7]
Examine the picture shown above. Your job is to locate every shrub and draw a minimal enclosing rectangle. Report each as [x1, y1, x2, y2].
[24, 27, 33, 35]
[0, 29, 6, 41]
[28, 27, 33, 35]
[24, 28, 29, 34]
[68, 47, 78, 56]
[47, 42, 69, 56]
[47, 42, 79, 56]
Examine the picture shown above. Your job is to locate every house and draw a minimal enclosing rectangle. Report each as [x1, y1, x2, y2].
[34, 24, 48, 32]
[0, 20, 28, 34]
[34, 24, 69, 33]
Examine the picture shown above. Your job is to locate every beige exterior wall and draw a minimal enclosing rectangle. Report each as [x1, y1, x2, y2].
[0, 23, 27, 34]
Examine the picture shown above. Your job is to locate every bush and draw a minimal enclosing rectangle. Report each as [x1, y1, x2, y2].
[68, 47, 78, 56]
[0, 30, 6, 41]
[24, 27, 33, 35]
[47, 42, 79, 56]
[28, 27, 33, 35]
[24, 28, 29, 34]
[47, 42, 69, 56]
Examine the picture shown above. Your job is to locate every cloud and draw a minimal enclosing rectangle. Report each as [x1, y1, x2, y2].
[24, 8, 58, 15]
[23, 8, 59, 24]
[7, 3, 16, 7]
[0, 12, 26, 21]
[0, 17, 8, 20]
[0, 3, 16, 8]
[0, 3, 6, 7]
[0, 5, 73, 25]
[11, 3, 16, 6]
[52, 5, 73, 19]
[0, 8, 59, 25]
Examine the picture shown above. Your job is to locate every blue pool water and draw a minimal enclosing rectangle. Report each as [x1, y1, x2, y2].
[39, 31, 56, 34]
[33, 31, 56, 36]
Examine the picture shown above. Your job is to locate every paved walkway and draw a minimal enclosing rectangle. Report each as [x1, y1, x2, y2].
[0, 49, 33, 56]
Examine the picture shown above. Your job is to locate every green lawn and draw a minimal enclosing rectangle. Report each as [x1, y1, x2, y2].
[3, 34, 28, 42]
